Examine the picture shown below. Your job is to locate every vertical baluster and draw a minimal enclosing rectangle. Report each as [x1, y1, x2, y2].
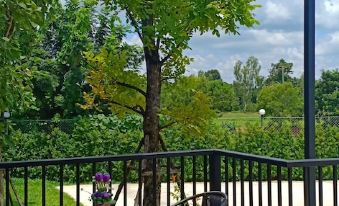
[288, 167, 293, 206]
[267, 164, 272, 206]
[318, 167, 323, 206]
[333, 165, 338, 206]
[108, 162, 113, 192]
[204, 156, 208, 192]
[240, 160, 244, 206]
[192, 156, 197, 206]
[124, 161, 128, 206]
[24, 166, 28, 206]
[249, 161, 253, 206]
[76, 163, 80, 206]
[5, 168, 10, 206]
[139, 160, 143, 206]
[225, 157, 229, 206]
[92, 163, 96, 206]
[277, 166, 282, 206]
[42, 166, 46, 206]
[258, 163, 263, 206]
[166, 158, 171, 206]
[232, 158, 237, 206]
[59, 164, 64, 206]
[180, 156, 185, 201]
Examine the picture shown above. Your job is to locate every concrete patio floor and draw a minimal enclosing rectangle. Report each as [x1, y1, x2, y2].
[60, 181, 338, 206]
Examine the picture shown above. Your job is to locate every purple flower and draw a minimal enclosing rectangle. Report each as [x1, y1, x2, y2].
[95, 172, 103, 181]
[94, 192, 103, 198]
[103, 173, 110, 182]
[103, 192, 111, 199]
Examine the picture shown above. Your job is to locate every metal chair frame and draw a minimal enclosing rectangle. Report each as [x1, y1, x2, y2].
[171, 191, 227, 206]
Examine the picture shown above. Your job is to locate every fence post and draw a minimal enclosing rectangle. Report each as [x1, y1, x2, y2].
[209, 152, 221, 191]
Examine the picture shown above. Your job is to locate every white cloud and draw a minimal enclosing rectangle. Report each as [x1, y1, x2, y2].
[316, 0, 339, 29]
[316, 32, 339, 55]
[264, 1, 291, 21]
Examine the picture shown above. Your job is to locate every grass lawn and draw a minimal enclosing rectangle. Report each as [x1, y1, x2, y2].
[9, 178, 80, 206]
[215, 112, 259, 126]
[218, 111, 258, 119]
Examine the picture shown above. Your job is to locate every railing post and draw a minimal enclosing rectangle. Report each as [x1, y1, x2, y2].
[209, 152, 221, 191]
[304, 0, 316, 205]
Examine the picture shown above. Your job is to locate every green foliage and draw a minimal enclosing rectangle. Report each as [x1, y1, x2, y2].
[0, 0, 57, 115]
[161, 76, 216, 133]
[257, 83, 303, 116]
[199, 79, 239, 112]
[266, 59, 294, 84]
[198, 69, 222, 81]
[4, 115, 338, 182]
[5, 115, 143, 182]
[315, 69, 339, 115]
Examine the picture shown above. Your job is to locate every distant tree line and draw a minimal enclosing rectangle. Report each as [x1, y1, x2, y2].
[198, 57, 338, 117]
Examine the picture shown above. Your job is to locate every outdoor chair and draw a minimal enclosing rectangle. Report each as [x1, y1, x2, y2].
[171, 191, 227, 206]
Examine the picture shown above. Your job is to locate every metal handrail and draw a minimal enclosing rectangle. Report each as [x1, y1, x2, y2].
[1, 149, 338, 169]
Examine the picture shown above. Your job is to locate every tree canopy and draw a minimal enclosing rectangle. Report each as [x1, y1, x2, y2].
[316, 69, 339, 115]
[257, 82, 303, 116]
[266, 59, 293, 84]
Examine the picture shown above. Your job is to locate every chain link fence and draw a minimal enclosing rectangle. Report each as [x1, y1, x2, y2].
[4, 116, 339, 136]
[8, 119, 77, 134]
[221, 116, 339, 135]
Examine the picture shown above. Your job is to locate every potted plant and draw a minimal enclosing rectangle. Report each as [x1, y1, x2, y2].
[91, 172, 114, 206]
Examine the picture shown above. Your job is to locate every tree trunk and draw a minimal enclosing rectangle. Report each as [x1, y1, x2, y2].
[142, 49, 162, 206]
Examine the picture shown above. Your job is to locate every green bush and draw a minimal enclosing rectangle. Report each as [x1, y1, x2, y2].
[3, 115, 338, 182]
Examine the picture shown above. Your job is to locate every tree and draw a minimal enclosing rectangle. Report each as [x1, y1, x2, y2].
[233, 56, 263, 112]
[315, 69, 339, 115]
[266, 59, 293, 84]
[199, 79, 239, 112]
[0, 0, 56, 204]
[84, 0, 259, 205]
[161, 76, 215, 132]
[198, 69, 222, 81]
[257, 83, 303, 116]
[0, 0, 57, 116]
[21, 0, 130, 119]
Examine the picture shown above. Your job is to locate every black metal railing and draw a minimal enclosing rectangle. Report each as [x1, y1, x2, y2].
[0, 149, 338, 206]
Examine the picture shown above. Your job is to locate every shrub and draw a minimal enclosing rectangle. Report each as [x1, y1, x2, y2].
[3, 115, 338, 182]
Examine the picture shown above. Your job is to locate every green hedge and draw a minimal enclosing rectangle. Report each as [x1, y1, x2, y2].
[4, 115, 339, 182]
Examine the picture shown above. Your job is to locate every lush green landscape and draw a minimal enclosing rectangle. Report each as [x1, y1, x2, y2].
[0, 1, 338, 205]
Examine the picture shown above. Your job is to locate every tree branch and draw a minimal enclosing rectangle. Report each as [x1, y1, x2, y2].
[125, 7, 143, 43]
[156, 37, 160, 50]
[115, 81, 147, 97]
[111, 100, 144, 115]
[160, 121, 177, 130]
[5, 8, 15, 39]
[160, 38, 188, 65]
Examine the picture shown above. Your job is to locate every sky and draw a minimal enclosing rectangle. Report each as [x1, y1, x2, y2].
[183, 0, 339, 83]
